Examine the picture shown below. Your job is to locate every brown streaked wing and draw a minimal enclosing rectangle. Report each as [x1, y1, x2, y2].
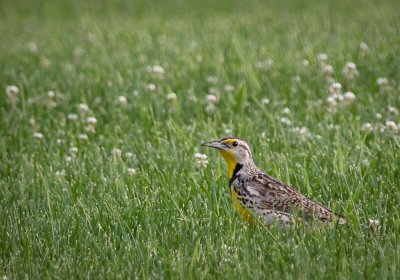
[244, 173, 345, 223]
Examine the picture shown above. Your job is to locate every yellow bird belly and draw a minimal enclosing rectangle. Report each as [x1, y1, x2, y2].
[230, 186, 255, 226]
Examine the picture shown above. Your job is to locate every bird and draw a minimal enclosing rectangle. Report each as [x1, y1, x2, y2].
[202, 137, 346, 227]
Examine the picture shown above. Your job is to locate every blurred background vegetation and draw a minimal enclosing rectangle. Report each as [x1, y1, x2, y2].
[0, 0, 399, 278]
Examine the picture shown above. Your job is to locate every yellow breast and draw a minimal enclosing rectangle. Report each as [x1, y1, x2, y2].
[218, 148, 255, 226]
[230, 186, 255, 226]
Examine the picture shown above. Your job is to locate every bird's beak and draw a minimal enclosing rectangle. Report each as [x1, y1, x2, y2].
[201, 140, 227, 150]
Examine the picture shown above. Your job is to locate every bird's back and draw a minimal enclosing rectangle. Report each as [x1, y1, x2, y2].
[231, 167, 346, 226]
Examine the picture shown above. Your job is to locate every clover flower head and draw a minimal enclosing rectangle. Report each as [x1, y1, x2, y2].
[343, 91, 356, 103]
[166, 92, 177, 101]
[152, 65, 164, 76]
[194, 153, 208, 168]
[261, 98, 270, 105]
[205, 94, 218, 104]
[329, 82, 342, 94]
[127, 168, 137, 175]
[33, 132, 44, 140]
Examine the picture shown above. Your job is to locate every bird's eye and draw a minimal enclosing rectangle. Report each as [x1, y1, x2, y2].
[232, 141, 238, 147]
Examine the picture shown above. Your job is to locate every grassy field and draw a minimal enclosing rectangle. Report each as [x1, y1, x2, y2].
[1, 0, 399, 278]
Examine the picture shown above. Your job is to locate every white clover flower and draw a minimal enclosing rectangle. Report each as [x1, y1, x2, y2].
[127, 168, 137, 175]
[126, 152, 133, 158]
[317, 53, 328, 66]
[27, 42, 38, 53]
[224, 128, 233, 135]
[33, 132, 44, 140]
[281, 107, 291, 115]
[86, 117, 97, 133]
[327, 96, 337, 107]
[118, 95, 127, 105]
[46, 90, 57, 108]
[261, 98, 270, 105]
[194, 153, 208, 168]
[79, 103, 89, 113]
[292, 126, 311, 140]
[206, 76, 218, 84]
[166, 92, 177, 101]
[388, 106, 399, 115]
[66, 156, 73, 162]
[368, 219, 380, 227]
[112, 148, 122, 157]
[280, 117, 291, 126]
[299, 126, 309, 135]
[69, 147, 78, 154]
[87, 117, 97, 124]
[55, 170, 65, 177]
[47, 90, 55, 98]
[205, 94, 218, 104]
[194, 153, 207, 160]
[361, 123, 372, 132]
[376, 77, 388, 92]
[151, 65, 164, 75]
[224, 84, 235, 92]
[125, 152, 136, 160]
[301, 59, 309, 67]
[330, 82, 342, 94]
[67, 113, 78, 121]
[147, 83, 156, 91]
[343, 62, 358, 80]
[343, 91, 356, 103]
[152, 65, 164, 77]
[256, 59, 274, 70]
[331, 93, 344, 102]
[195, 160, 208, 168]
[360, 42, 369, 54]
[322, 64, 334, 76]
[79, 134, 88, 141]
[132, 90, 139, 96]
[376, 113, 382, 120]
[6, 85, 19, 105]
[56, 138, 62, 145]
[385, 121, 398, 132]
[317, 53, 328, 61]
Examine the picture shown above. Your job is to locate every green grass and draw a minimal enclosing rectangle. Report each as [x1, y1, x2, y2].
[1, 0, 399, 278]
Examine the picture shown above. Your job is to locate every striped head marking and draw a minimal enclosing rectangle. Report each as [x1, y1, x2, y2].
[202, 137, 253, 177]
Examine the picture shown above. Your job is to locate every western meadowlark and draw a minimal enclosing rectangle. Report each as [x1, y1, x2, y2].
[202, 137, 346, 227]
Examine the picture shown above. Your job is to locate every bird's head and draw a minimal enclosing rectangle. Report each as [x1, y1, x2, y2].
[202, 137, 253, 177]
